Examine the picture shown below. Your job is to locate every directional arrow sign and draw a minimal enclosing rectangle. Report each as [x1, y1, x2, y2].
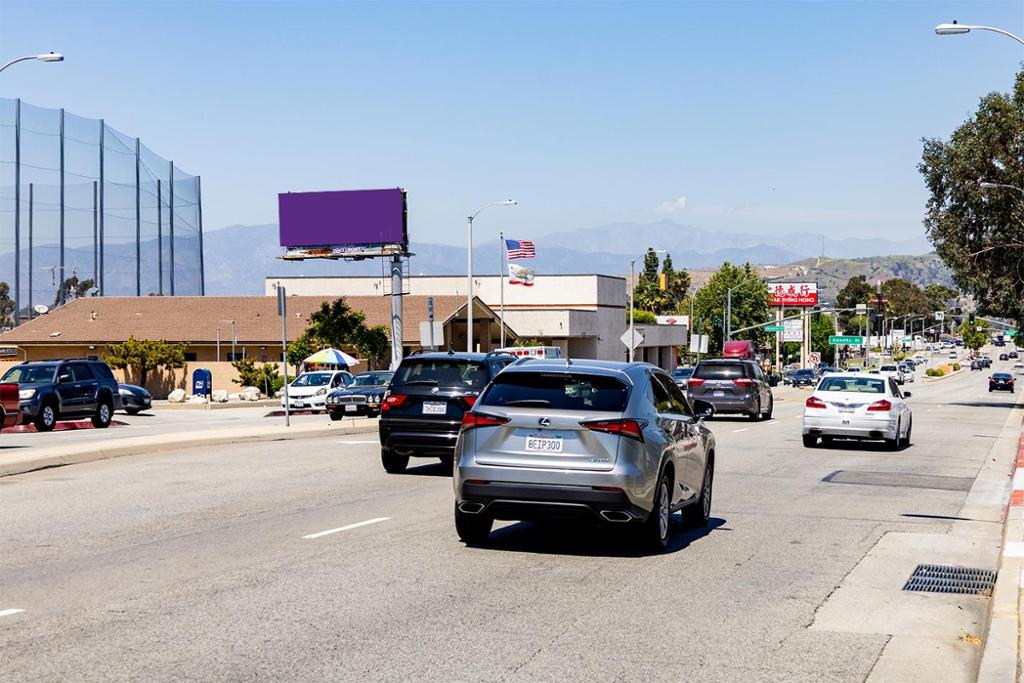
[829, 335, 864, 346]
[620, 328, 645, 350]
[764, 325, 784, 332]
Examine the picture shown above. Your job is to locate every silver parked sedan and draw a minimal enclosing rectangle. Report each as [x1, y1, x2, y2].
[452, 359, 716, 550]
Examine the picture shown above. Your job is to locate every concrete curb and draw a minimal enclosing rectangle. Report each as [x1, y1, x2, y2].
[921, 367, 965, 383]
[977, 417, 1024, 682]
[0, 419, 378, 479]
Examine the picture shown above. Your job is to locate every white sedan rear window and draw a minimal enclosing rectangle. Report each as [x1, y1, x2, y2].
[818, 377, 886, 394]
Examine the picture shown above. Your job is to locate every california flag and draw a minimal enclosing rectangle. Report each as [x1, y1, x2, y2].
[509, 263, 535, 286]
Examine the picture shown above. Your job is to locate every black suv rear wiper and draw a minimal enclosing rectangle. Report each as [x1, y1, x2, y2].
[401, 379, 439, 386]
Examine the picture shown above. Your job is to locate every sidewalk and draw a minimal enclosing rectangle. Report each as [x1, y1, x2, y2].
[0, 416, 378, 478]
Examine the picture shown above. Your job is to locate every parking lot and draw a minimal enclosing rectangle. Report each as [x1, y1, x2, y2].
[0, 356, 1017, 681]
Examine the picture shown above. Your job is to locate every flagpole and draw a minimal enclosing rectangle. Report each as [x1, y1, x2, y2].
[499, 233, 506, 349]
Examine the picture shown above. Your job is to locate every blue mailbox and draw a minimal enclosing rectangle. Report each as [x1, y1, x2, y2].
[192, 368, 212, 397]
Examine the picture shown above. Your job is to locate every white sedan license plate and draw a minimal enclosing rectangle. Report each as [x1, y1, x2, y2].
[713, 390, 725, 398]
[345, 404, 357, 412]
[526, 435, 563, 453]
[422, 402, 446, 415]
[838, 407, 854, 414]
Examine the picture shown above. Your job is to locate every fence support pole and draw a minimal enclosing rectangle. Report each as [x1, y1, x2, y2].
[13, 99, 20, 326]
[169, 162, 175, 295]
[157, 179, 163, 295]
[59, 108, 65, 303]
[197, 176, 205, 296]
[135, 137, 141, 296]
[98, 120, 105, 295]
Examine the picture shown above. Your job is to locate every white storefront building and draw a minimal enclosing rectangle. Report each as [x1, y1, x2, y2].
[265, 274, 685, 370]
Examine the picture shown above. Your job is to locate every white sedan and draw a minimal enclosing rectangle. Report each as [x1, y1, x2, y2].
[802, 373, 912, 451]
[281, 370, 353, 412]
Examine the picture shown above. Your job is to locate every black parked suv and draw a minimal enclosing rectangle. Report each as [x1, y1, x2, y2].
[1, 359, 122, 431]
[686, 358, 774, 420]
[378, 351, 516, 473]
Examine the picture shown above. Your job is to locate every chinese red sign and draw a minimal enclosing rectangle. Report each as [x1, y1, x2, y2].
[768, 282, 817, 307]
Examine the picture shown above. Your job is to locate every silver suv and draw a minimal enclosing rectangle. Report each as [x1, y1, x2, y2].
[452, 359, 716, 550]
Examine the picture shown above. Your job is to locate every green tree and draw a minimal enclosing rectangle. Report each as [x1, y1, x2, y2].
[0, 281, 15, 328]
[836, 275, 874, 329]
[54, 273, 96, 307]
[961, 320, 990, 355]
[922, 284, 957, 314]
[920, 69, 1024, 322]
[810, 313, 836, 364]
[307, 299, 368, 349]
[356, 325, 390, 370]
[879, 278, 930, 318]
[627, 310, 658, 325]
[693, 262, 771, 353]
[660, 253, 691, 313]
[104, 336, 186, 387]
[286, 330, 318, 372]
[631, 248, 670, 314]
[231, 358, 284, 396]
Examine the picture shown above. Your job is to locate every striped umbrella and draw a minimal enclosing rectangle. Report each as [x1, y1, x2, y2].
[303, 348, 360, 367]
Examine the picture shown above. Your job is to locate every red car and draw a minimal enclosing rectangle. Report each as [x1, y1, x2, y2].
[0, 382, 21, 430]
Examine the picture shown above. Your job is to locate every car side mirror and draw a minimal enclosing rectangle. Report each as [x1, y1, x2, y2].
[902, 391, 912, 398]
[693, 400, 715, 420]
[58, 373, 72, 384]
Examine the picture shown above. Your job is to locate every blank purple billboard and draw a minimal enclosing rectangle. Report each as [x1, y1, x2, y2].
[278, 188, 407, 248]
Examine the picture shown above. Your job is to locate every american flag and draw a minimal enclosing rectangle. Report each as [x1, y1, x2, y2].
[504, 239, 535, 260]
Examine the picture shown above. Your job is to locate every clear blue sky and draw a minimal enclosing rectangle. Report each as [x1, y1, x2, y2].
[2, 0, 1021, 246]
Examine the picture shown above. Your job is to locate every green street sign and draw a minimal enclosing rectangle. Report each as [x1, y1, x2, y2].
[765, 325, 784, 332]
[829, 335, 864, 345]
[1007, 330, 1019, 337]
[902, 337, 913, 343]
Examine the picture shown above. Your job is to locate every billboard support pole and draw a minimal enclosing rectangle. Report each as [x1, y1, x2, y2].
[98, 120, 105, 296]
[197, 176, 205, 296]
[466, 215, 474, 353]
[390, 255, 403, 369]
[92, 181, 98, 286]
[156, 179, 163, 295]
[135, 137, 141, 296]
[59, 108, 64, 304]
[278, 286, 289, 427]
[28, 184, 33, 320]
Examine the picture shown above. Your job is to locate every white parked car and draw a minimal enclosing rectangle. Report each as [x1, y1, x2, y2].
[878, 364, 905, 385]
[281, 370, 353, 412]
[802, 373, 912, 451]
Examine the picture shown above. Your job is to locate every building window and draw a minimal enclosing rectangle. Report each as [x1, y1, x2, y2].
[227, 352, 245, 362]
[184, 352, 197, 362]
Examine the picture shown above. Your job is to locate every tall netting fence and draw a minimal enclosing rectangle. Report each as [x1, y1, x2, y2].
[0, 97, 204, 326]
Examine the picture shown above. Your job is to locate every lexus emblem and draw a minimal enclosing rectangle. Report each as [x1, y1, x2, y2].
[431, 386, 439, 394]
[538, 417, 551, 427]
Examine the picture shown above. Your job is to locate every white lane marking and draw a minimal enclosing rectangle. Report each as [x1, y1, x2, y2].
[793, 414, 803, 419]
[336, 440, 380, 445]
[0, 609, 25, 618]
[1004, 541, 1024, 558]
[303, 517, 391, 540]
[732, 428, 749, 433]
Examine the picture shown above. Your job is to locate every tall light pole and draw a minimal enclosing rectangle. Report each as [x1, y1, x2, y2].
[0, 52, 64, 75]
[935, 22, 1024, 47]
[979, 180, 1024, 194]
[466, 199, 516, 352]
[628, 248, 666, 362]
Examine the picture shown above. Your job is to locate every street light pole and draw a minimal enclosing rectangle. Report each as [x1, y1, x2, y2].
[627, 248, 666, 362]
[0, 52, 64, 75]
[935, 22, 1024, 47]
[979, 180, 1024, 194]
[466, 200, 516, 353]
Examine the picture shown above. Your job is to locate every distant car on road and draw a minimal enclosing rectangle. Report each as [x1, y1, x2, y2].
[789, 368, 816, 387]
[971, 359, 984, 371]
[326, 370, 394, 420]
[802, 373, 912, 451]
[1010, 351, 1019, 359]
[118, 384, 152, 415]
[378, 351, 516, 472]
[1000, 353, 1010, 361]
[453, 359, 716, 550]
[670, 366, 694, 387]
[1, 359, 121, 431]
[990, 373, 1015, 393]
[687, 359, 774, 420]
[281, 370, 352, 413]
[878, 364, 905, 385]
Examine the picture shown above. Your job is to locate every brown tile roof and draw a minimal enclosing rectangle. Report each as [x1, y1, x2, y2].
[0, 295, 477, 345]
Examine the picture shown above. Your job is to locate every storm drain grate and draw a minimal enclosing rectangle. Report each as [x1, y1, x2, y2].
[902, 564, 997, 595]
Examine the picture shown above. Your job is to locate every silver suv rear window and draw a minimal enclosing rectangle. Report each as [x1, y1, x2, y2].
[479, 372, 628, 411]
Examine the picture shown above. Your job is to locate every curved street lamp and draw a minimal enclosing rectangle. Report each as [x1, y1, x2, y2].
[979, 180, 1024, 194]
[466, 199, 516, 352]
[934, 22, 1024, 47]
[0, 52, 64, 76]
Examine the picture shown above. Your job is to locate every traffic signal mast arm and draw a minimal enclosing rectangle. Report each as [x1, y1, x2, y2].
[729, 307, 858, 337]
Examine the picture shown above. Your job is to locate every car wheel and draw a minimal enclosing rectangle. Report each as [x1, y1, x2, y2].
[749, 399, 761, 421]
[125, 408, 140, 416]
[885, 420, 900, 451]
[901, 418, 912, 449]
[381, 448, 409, 473]
[764, 397, 774, 420]
[454, 502, 493, 545]
[683, 460, 713, 528]
[91, 399, 113, 428]
[641, 469, 672, 551]
[35, 402, 58, 432]
[802, 434, 817, 448]
[438, 453, 454, 468]
[328, 410, 343, 421]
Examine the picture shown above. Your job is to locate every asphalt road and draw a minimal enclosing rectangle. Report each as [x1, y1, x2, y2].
[0, 356, 1017, 681]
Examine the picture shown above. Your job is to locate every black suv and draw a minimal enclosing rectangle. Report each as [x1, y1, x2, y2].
[378, 351, 516, 473]
[1, 359, 122, 431]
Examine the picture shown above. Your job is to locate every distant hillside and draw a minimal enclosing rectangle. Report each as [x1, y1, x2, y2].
[689, 253, 954, 303]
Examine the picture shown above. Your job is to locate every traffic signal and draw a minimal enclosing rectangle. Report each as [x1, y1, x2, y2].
[969, 312, 976, 324]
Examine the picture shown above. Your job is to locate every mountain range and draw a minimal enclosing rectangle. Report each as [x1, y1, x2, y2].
[203, 220, 934, 295]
